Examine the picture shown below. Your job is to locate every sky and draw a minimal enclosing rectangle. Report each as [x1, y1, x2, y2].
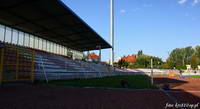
[62, 0, 200, 61]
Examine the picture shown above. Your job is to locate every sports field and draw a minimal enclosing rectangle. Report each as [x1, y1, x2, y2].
[45, 75, 157, 89]
[0, 75, 200, 109]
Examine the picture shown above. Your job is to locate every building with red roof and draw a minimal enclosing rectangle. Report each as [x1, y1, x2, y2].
[121, 54, 137, 63]
[86, 52, 100, 62]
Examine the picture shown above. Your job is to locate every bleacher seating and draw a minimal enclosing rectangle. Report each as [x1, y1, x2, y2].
[34, 50, 116, 80]
[1, 42, 133, 81]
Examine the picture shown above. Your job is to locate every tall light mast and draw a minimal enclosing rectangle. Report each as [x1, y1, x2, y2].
[110, 0, 114, 65]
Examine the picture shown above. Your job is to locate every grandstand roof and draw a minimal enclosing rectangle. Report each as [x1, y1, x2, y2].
[0, 0, 111, 51]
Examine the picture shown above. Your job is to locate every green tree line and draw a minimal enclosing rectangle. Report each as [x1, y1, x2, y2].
[117, 46, 200, 69]
[166, 46, 200, 69]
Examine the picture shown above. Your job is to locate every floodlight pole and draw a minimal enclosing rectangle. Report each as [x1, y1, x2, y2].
[110, 0, 114, 66]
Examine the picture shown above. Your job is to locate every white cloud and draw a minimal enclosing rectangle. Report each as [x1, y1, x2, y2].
[120, 9, 126, 14]
[178, 0, 187, 4]
[192, 0, 200, 6]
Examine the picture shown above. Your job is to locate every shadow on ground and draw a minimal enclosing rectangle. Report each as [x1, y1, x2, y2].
[0, 76, 199, 109]
[154, 76, 200, 108]
[154, 77, 188, 89]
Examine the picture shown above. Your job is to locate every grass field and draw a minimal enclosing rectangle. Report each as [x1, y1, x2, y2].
[44, 75, 157, 89]
[184, 75, 200, 78]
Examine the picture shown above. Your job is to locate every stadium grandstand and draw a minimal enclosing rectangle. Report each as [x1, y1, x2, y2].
[0, 0, 130, 84]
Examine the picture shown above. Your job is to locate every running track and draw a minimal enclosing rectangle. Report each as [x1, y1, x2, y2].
[0, 76, 199, 109]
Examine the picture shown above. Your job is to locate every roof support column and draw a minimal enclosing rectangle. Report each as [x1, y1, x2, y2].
[64, 46, 66, 55]
[72, 50, 75, 60]
[65, 47, 68, 56]
[59, 44, 60, 54]
[33, 36, 35, 49]
[60, 45, 62, 55]
[3, 26, 6, 42]
[62, 46, 64, 55]
[61, 46, 63, 55]
[99, 46, 101, 62]
[56, 44, 59, 54]
[37, 37, 39, 49]
[49, 42, 51, 53]
[17, 31, 19, 45]
[87, 51, 89, 61]
[41, 39, 43, 50]
[55, 44, 56, 54]
[28, 34, 30, 47]
[57, 44, 59, 54]
[10, 28, 13, 44]
[53, 43, 55, 54]
[46, 40, 48, 51]
[56, 44, 58, 54]
[97, 45, 101, 62]
[23, 32, 25, 46]
[61, 45, 63, 55]
[54, 43, 55, 53]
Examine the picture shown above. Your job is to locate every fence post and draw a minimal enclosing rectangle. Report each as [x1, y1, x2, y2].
[0, 48, 4, 85]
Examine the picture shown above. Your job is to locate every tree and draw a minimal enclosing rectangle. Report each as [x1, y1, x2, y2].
[118, 59, 129, 68]
[195, 45, 200, 64]
[134, 55, 163, 68]
[165, 59, 175, 69]
[167, 46, 194, 68]
[160, 62, 171, 69]
[168, 48, 184, 66]
[184, 46, 195, 65]
[118, 59, 125, 68]
[191, 54, 198, 70]
[138, 50, 143, 56]
[134, 55, 150, 68]
[151, 56, 164, 68]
